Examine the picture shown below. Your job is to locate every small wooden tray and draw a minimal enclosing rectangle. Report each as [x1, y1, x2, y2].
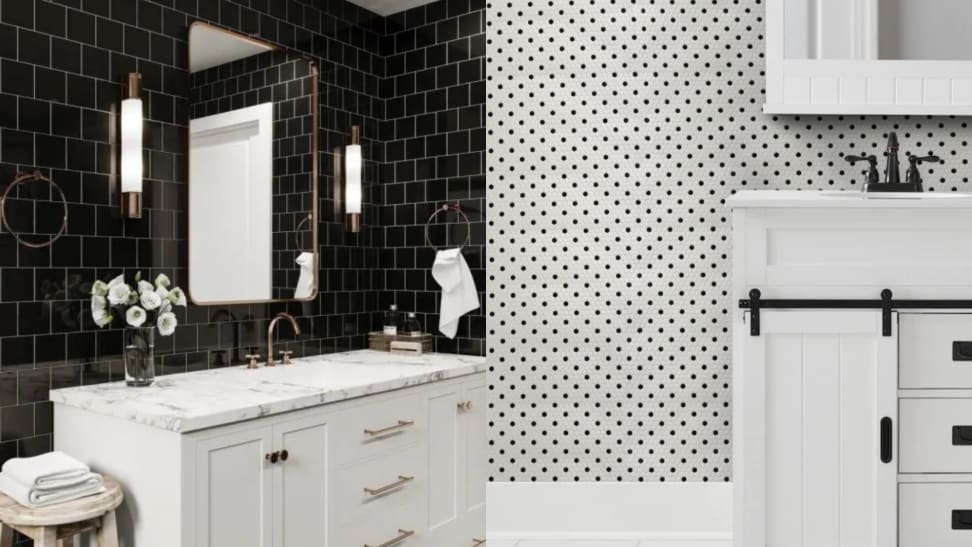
[369, 332, 433, 353]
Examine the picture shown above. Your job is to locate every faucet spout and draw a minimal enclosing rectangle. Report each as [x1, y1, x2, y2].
[884, 132, 901, 184]
[267, 312, 301, 366]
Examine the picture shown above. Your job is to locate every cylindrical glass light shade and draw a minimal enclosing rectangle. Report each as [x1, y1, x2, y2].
[120, 73, 143, 218]
[345, 144, 362, 215]
[121, 97, 143, 194]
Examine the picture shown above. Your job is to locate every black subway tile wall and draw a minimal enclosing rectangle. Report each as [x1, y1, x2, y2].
[379, 0, 486, 356]
[0, 2, 486, 519]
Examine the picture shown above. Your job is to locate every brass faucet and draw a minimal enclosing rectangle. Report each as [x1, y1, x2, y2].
[266, 312, 301, 366]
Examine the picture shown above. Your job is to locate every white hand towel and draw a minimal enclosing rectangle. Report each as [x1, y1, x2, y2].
[0, 472, 105, 508]
[432, 248, 480, 339]
[2, 451, 90, 490]
[294, 252, 315, 299]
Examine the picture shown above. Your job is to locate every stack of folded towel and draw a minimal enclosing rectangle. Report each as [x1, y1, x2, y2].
[0, 451, 105, 507]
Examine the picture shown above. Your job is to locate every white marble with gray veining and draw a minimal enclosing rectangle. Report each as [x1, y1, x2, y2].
[49, 350, 486, 433]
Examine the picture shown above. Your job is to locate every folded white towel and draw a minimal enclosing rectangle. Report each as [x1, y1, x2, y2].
[0, 472, 104, 507]
[432, 248, 480, 339]
[294, 252, 315, 299]
[2, 451, 91, 490]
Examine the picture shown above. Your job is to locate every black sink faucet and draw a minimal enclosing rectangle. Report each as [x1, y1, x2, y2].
[884, 132, 901, 184]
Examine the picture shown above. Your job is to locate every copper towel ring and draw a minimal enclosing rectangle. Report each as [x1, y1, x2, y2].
[294, 214, 312, 252]
[425, 203, 470, 250]
[1, 171, 69, 249]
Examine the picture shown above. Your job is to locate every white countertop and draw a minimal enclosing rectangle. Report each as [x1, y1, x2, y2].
[50, 350, 486, 433]
[728, 190, 972, 208]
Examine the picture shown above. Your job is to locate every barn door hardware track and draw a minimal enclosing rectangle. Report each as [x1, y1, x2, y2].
[740, 289, 972, 337]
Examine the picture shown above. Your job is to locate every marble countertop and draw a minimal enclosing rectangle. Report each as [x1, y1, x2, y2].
[729, 190, 972, 208]
[50, 350, 486, 433]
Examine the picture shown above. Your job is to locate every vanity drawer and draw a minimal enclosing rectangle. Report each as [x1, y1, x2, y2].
[331, 447, 425, 546]
[900, 398, 972, 473]
[900, 482, 972, 547]
[900, 313, 972, 388]
[333, 392, 424, 464]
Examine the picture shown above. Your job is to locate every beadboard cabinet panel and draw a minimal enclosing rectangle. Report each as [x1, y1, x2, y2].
[748, 311, 896, 547]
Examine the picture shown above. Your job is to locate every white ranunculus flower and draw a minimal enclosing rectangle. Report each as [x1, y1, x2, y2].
[140, 290, 162, 311]
[107, 282, 132, 306]
[168, 287, 187, 307]
[154, 274, 171, 289]
[90, 280, 109, 296]
[138, 280, 154, 294]
[107, 274, 125, 288]
[91, 295, 107, 312]
[92, 306, 112, 327]
[126, 306, 147, 328]
[157, 312, 177, 336]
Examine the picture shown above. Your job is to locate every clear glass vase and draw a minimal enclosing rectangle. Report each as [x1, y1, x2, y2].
[124, 326, 156, 387]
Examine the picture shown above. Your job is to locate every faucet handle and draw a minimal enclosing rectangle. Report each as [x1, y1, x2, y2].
[279, 350, 294, 365]
[906, 155, 943, 185]
[845, 154, 880, 185]
[244, 354, 261, 369]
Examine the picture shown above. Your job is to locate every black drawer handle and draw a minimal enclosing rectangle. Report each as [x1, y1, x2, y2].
[954, 341, 972, 361]
[880, 417, 892, 463]
[953, 510, 972, 530]
[953, 426, 972, 445]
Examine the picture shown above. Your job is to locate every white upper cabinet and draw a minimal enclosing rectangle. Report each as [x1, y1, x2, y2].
[766, 0, 972, 114]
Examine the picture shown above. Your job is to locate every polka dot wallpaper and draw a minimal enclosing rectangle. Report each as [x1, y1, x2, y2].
[486, 0, 971, 482]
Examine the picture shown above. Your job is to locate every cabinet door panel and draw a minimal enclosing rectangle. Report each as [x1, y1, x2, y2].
[463, 382, 487, 543]
[427, 388, 460, 532]
[274, 415, 329, 547]
[743, 310, 896, 547]
[195, 427, 273, 547]
[464, 383, 486, 513]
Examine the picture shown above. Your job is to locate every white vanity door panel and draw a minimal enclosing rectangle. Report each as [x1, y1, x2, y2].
[741, 310, 896, 547]
[195, 426, 273, 547]
[273, 415, 329, 547]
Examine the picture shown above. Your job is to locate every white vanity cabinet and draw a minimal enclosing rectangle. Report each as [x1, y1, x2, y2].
[193, 413, 330, 547]
[50, 351, 487, 547]
[731, 191, 972, 547]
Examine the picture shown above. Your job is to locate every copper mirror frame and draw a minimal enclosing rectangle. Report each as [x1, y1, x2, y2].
[186, 22, 319, 305]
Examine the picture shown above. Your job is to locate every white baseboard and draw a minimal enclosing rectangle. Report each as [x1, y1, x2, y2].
[486, 482, 733, 542]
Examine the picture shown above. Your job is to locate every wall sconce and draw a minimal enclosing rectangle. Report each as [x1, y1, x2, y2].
[120, 73, 143, 219]
[345, 125, 362, 233]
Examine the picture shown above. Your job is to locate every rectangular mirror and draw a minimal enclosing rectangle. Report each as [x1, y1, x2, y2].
[766, 0, 972, 114]
[784, 0, 972, 61]
[188, 22, 318, 304]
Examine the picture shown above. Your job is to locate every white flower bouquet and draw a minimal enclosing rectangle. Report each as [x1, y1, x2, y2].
[90, 272, 188, 336]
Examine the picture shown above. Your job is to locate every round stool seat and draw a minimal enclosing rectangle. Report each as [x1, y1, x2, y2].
[0, 476, 122, 527]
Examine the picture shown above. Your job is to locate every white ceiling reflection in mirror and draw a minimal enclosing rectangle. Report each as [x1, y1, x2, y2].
[345, 0, 436, 16]
[189, 25, 274, 73]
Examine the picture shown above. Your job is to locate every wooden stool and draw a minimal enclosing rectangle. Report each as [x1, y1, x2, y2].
[0, 476, 123, 547]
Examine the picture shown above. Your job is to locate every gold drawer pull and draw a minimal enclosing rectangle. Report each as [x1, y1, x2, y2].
[364, 528, 414, 547]
[472, 539, 486, 546]
[364, 475, 414, 496]
[364, 420, 415, 437]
